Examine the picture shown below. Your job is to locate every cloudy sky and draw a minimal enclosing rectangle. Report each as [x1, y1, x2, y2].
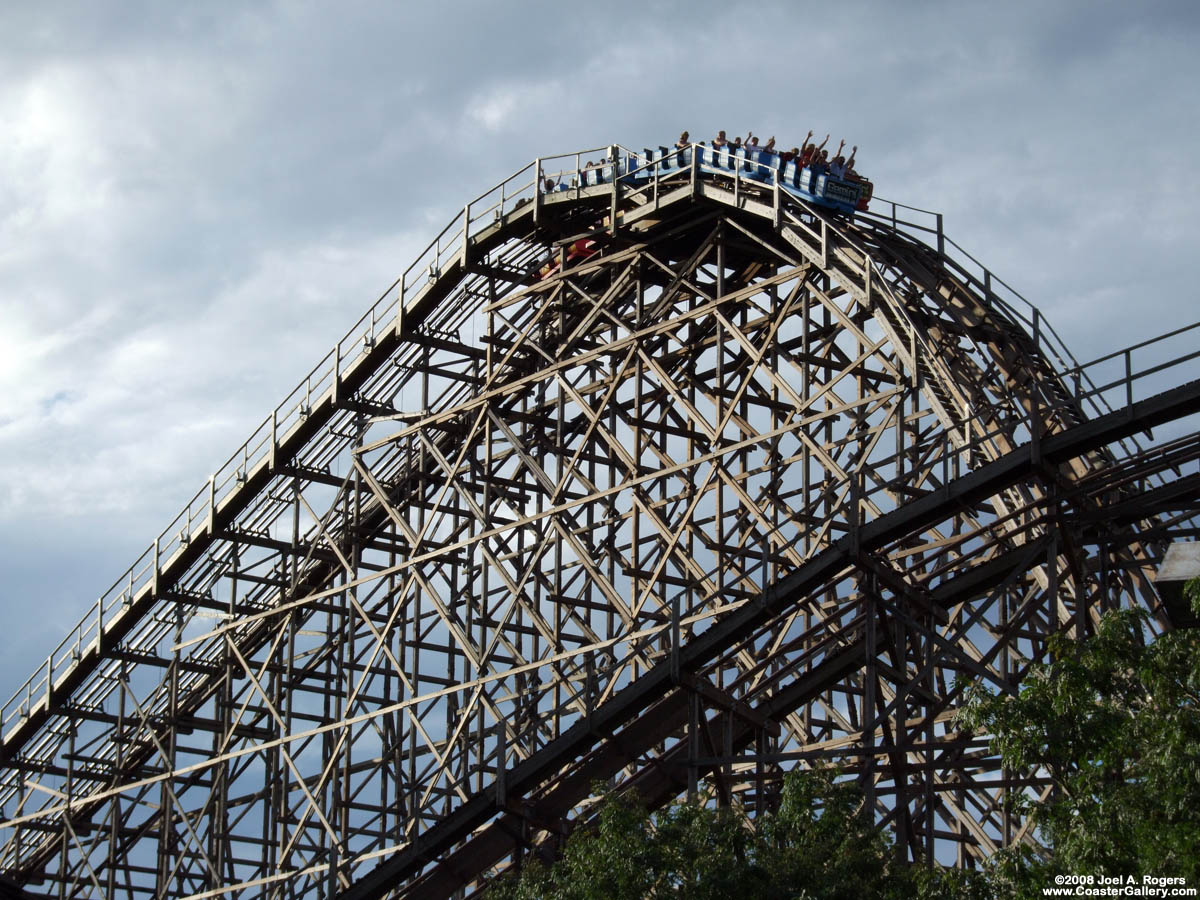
[2, 0, 1198, 690]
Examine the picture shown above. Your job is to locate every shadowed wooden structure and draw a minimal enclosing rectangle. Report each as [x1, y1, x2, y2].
[2, 145, 1199, 899]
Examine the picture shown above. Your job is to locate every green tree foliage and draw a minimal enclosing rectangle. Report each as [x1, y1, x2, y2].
[485, 770, 987, 900]
[487, 581, 1200, 899]
[962, 579, 1200, 889]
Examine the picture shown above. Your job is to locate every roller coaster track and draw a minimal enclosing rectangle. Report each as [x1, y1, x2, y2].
[2, 145, 1198, 899]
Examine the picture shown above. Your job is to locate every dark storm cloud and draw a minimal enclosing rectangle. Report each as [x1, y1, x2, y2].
[1, 0, 1198, 689]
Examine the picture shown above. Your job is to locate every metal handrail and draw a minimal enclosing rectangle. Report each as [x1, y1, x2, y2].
[849, 190, 1180, 496]
[857, 198, 1092, 390]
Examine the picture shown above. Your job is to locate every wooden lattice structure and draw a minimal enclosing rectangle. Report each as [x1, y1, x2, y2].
[2, 145, 1199, 899]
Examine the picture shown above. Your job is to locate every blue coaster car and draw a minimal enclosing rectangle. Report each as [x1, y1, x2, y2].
[601, 143, 870, 215]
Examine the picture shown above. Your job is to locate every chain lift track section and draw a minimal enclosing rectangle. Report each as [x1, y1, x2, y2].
[2, 144, 1199, 899]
